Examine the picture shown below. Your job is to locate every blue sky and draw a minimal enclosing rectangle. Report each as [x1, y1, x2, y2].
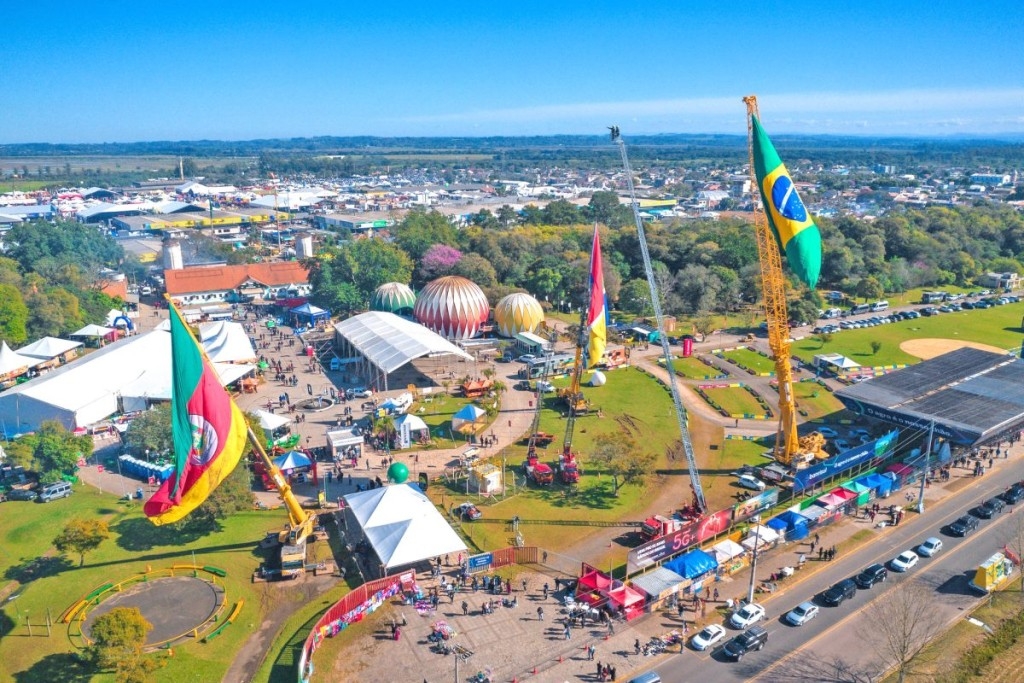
[3, 0, 1022, 142]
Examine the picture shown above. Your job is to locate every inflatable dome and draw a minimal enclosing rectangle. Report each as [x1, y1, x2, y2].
[494, 292, 545, 337]
[589, 370, 607, 387]
[371, 282, 416, 315]
[414, 276, 489, 340]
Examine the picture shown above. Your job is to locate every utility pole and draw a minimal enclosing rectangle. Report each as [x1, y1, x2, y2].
[918, 420, 935, 514]
[746, 516, 762, 605]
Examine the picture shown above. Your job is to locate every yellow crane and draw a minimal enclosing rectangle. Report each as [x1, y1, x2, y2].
[743, 96, 826, 466]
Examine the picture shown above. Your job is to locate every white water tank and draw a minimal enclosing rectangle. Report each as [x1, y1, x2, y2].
[163, 240, 183, 270]
[295, 232, 314, 259]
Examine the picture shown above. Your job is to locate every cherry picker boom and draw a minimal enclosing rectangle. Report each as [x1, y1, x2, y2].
[611, 127, 707, 514]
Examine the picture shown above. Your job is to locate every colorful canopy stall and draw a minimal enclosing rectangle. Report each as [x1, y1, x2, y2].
[629, 567, 688, 611]
[710, 539, 748, 574]
[842, 481, 871, 507]
[664, 548, 718, 581]
[766, 510, 810, 541]
[575, 569, 614, 607]
[451, 404, 488, 435]
[886, 463, 914, 489]
[606, 585, 645, 621]
[290, 302, 331, 326]
[856, 473, 893, 498]
[829, 487, 858, 507]
[273, 450, 312, 471]
[799, 500, 837, 528]
[394, 413, 430, 449]
[813, 492, 848, 510]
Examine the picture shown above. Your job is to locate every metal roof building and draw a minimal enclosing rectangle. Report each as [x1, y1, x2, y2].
[835, 347, 1024, 445]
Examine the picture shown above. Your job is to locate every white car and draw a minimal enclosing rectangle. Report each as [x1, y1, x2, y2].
[517, 354, 536, 363]
[349, 387, 373, 398]
[833, 439, 852, 453]
[785, 601, 819, 626]
[729, 602, 766, 629]
[890, 550, 919, 572]
[737, 474, 767, 492]
[917, 537, 943, 557]
[536, 380, 555, 393]
[690, 623, 726, 651]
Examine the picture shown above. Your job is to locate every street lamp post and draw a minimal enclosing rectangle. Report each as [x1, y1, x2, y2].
[918, 420, 935, 514]
[745, 516, 762, 605]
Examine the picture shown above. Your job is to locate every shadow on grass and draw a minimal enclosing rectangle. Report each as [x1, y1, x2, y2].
[530, 481, 617, 510]
[13, 653, 93, 683]
[4, 555, 75, 584]
[112, 515, 222, 552]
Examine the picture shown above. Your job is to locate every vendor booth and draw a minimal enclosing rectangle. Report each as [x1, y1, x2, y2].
[575, 567, 615, 607]
[767, 510, 810, 541]
[290, 302, 331, 327]
[710, 539, 748, 574]
[394, 413, 430, 448]
[885, 463, 914, 489]
[813, 491, 849, 511]
[741, 525, 780, 551]
[664, 549, 718, 594]
[606, 585, 645, 621]
[327, 427, 364, 460]
[800, 499, 838, 528]
[841, 480, 871, 507]
[629, 567, 688, 611]
[452, 404, 488, 435]
[855, 472, 893, 498]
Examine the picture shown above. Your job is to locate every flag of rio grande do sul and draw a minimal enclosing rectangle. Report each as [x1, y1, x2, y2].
[751, 114, 822, 290]
[144, 305, 249, 525]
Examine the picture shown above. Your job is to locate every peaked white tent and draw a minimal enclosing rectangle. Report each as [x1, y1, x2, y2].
[344, 483, 466, 570]
[199, 321, 257, 363]
[254, 408, 292, 431]
[70, 323, 117, 338]
[0, 341, 42, 379]
[17, 336, 82, 361]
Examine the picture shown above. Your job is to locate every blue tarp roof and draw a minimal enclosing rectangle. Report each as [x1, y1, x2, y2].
[857, 473, 893, 496]
[273, 450, 312, 470]
[768, 510, 809, 531]
[664, 548, 718, 579]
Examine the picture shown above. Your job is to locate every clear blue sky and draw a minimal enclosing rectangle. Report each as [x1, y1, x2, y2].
[3, 0, 1022, 143]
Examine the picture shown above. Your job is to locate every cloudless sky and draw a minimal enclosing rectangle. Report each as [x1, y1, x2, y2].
[2, 0, 1022, 143]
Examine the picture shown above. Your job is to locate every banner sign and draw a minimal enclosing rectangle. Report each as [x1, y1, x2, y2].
[733, 488, 780, 523]
[467, 552, 493, 573]
[793, 429, 899, 493]
[626, 505, 738, 574]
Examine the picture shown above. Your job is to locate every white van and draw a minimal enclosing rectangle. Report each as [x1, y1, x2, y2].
[39, 481, 72, 502]
[870, 301, 889, 312]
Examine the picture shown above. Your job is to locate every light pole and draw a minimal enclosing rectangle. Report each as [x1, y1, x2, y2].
[745, 516, 762, 605]
[918, 420, 935, 514]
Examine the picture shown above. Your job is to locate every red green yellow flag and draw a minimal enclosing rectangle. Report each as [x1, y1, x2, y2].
[751, 114, 822, 289]
[585, 227, 608, 368]
[144, 304, 249, 525]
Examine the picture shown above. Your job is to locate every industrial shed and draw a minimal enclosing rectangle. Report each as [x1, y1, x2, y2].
[836, 347, 1024, 446]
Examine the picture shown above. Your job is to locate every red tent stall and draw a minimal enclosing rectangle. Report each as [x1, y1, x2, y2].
[606, 585, 645, 621]
[575, 567, 614, 607]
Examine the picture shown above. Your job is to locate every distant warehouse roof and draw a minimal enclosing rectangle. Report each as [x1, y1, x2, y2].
[835, 348, 1024, 445]
[333, 311, 472, 375]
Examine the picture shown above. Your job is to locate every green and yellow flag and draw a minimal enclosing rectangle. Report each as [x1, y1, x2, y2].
[751, 115, 821, 289]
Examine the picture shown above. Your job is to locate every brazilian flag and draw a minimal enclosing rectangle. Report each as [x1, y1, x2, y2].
[751, 115, 821, 289]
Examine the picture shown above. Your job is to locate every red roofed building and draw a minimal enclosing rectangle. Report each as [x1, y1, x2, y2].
[165, 261, 311, 305]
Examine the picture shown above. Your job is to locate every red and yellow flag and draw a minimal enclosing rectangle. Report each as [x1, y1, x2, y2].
[144, 303, 249, 525]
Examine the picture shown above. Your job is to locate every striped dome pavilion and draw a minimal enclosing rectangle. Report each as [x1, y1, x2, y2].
[371, 282, 416, 315]
[413, 276, 489, 340]
[494, 292, 544, 337]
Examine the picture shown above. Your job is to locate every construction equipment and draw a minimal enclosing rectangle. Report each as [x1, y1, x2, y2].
[612, 127, 707, 514]
[742, 95, 807, 466]
[249, 426, 317, 579]
[556, 324, 590, 415]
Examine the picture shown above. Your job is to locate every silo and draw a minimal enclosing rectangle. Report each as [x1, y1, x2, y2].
[163, 240, 183, 270]
[295, 232, 314, 259]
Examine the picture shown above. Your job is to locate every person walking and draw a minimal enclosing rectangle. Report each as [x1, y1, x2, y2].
[537, 606, 544, 621]
[563, 624, 571, 640]
[588, 643, 596, 660]
[462, 601, 469, 616]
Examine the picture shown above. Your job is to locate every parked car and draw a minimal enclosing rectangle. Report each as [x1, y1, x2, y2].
[972, 502, 998, 519]
[729, 602, 766, 629]
[349, 387, 373, 398]
[917, 537, 943, 557]
[855, 563, 888, 588]
[536, 380, 555, 393]
[785, 601, 819, 626]
[722, 625, 769, 661]
[820, 578, 858, 606]
[455, 502, 482, 520]
[983, 496, 1006, 516]
[948, 515, 980, 536]
[1001, 485, 1024, 505]
[3, 488, 38, 502]
[736, 474, 767, 492]
[832, 439, 852, 453]
[890, 550, 919, 572]
[690, 624, 726, 651]
[517, 354, 536, 363]
[816, 426, 839, 438]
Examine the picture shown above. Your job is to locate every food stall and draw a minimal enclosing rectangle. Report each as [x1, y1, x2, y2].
[630, 567, 688, 611]
[606, 584, 646, 621]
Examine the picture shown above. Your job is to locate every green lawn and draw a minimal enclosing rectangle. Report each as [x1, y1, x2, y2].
[720, 347, 777, 374]
[410, 392, 497, 449]
[0, 486, 294, 683]
[701, 385, 771, 417]
[790, 380, 846, 419]
[793, 302, 1024, 366]
[658, 355, 727, 379]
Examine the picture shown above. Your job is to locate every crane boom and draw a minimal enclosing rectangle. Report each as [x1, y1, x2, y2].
[743, 96, 800, 464]
[611, 129, 706, 512]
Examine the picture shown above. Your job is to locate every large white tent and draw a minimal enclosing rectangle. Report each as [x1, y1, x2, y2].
[333, 311, 472, 391]
[0, 341, 42, 379]
[344, 483, 467, 571]
[17, 336, 82, 361]
[254, 408, 292, 432]
[0, 326, 254, 436]
[199, 320, 257, 363]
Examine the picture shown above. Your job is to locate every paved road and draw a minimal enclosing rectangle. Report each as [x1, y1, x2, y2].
[641, 459, 1024, 683]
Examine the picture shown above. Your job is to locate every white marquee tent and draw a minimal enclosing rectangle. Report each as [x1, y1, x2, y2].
[17, 336, 82, 361]
[0, 341, 42, 378]
[199, 320, 257, 363]
[344, 483, 467, 571]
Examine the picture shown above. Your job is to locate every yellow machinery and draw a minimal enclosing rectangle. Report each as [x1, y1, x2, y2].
[743, 95, 802, 466]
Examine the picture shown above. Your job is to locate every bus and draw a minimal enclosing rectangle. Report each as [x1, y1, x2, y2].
[518, 353, 575, 379]
[850, 303, 872, 315]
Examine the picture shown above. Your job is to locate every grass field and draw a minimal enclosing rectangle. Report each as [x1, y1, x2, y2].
[720, 347, 777, 374]
[410, 392, 495, 450]
[793, 302, 1024, 367]
[658, 355, 726, 379]
[701, 385, 771, 417]
[790, 380, 847, 419]
[0, 487, 294, 683]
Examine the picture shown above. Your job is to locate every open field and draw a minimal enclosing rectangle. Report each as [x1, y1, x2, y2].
[792, 302, 1024, 366]
[0, 155, 254, 174]
[790, 380, 847, 419]
[720, 346, 776, 374]
[0, 487, 293, 683]
[659, 355, 726, 379]
[701, 385, 770, 417]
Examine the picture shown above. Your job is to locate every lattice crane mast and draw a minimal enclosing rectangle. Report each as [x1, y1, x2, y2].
[743, 95, 801, 464]
[611, 127, 707, 514]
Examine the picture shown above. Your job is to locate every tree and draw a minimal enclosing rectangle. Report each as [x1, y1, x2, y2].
[124, 404, 174, 458]
[585, 191, 632, 228]
[88, 606, 157, 681]
[393, 209, 459, 261]
[814, 332, 834, 348]
[0, 283, 30, 345]
[589, 430, 656, 496]
[857, 275, 884, 301]
[417, 244, 463, 282]
[618, 279, 653, 316]
[693, 312, 716, 342]
[19, 421, 93, 483]
[858, 582, 945, 683]
[54, 518, 110, 566]
[870, 340, 883, 355]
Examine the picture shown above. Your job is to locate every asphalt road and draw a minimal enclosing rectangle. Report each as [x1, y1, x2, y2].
[641, 461, 1024, 683]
